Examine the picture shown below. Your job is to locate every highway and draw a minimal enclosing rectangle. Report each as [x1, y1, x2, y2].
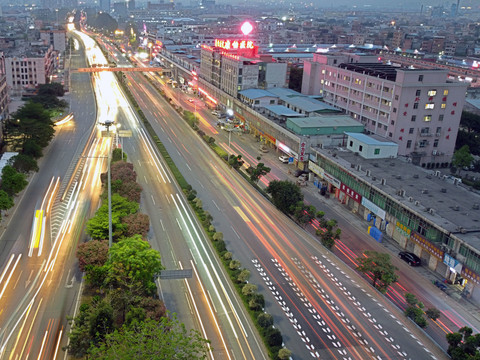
[108, 46, 446, 359]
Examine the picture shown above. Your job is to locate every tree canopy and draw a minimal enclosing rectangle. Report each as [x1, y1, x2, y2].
[6, 102, 55, 151]
[1, 165, 28, 196]
[103, 235, 164, 295]
[356, 251, 398, 293]
[447, 327, 480, 360]
[266, 180, 304, 214]
[76, 240, 109, 272]
[452, 145, 474, 173]
[88, 316, 211, 360]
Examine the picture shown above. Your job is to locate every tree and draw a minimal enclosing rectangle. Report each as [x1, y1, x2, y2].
[292, 201, 316, 227]
[242, 283, 257, 297]
[103, 235, 164, 295]
[452, 145, 474, 175]
[88, 316, 210, 359]
[229, 259, 241, 270]
[9, 154, 38, 173]
[111, 180, 142, 203]
[67, 304, 93, 357]
[257, 313, 274, 328]
[316, 219, 341, 250]
[22, 139, 43, 159]
[425, 308, 441, 321]
[86, 193, 139, 240]
[76, 240, 109, 272]
[1, 165, 28, 196]
[278, 348, 292, 360]
[403, 293, 427, 328]
[89, 300, 114, 343]
[0, 190, 14, 219]
[6, 102, 55, 150]
[460, 111, 480, 133]
[228, 154, 244, 170]
[112, 147, 127, 162]
[121, 212, 150, 238]
[265, 327, 283, 347]
[237, 269, 250, 284]
[356, 251, 398, 293]
[266, 180, 304, 214]
[89, 12, 118, 33]
[248, 163, 270, 183]
[38, 83, 65, 97]
[30, 94, 68, 109]
[446, 327, 480, 360]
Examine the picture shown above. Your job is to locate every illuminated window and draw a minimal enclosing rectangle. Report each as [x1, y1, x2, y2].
[320, 79, 324, 84]
[443, 90, 449, 95]
[425, 103, 435, 109]
[424, 115, 432, 122]
[427, 90, 437, 96]
[321, 69, 325, 74]
[441, 103, 446, 109]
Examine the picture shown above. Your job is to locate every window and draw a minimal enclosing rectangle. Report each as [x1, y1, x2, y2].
[388, 132, 392, 137]
[436, 127, 442, 134]
[254, 100, 260, 104]
[439, 114, 444, 121]
[384, 86, 390, 93]
[384, 125, 388, 130]
[270, 100, 275, 104]
[372, 121, 376, 126]
[425, 103, 435, 109]
[441, 103, 446, 109]
[427, 90, 437, 96]
[413, 103, 419, 109]
[421, 127, 430, 134]
[321, 69, 325, 74]
[443, 90, 449, 95]
[391, 120, 395, 125]
[409, 128, 414, 134]
[393, 107, 397, 113]
[349, 141, 353, 147]
[359, 145, 363, 151]
[374, 148, 380, 155]
[411, 115, 417, 122]
[433, 139, 439, 148]
[407, 140, 412, 148]
[419, 140, 428, 148]
[418, 75, 424, 81]
[416, 90, 421, 96]
[424, 115, 432, 122]
[395, 95, 399, 100]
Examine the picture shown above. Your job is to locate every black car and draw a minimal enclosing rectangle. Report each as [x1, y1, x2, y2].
[294, 169, 308, 177]
[399, 251, 421, 266]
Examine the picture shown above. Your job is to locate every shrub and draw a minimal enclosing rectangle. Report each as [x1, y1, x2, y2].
[257, 313, 274, 329]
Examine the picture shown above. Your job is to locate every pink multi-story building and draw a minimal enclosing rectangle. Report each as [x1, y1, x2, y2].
[302, 53, 468, 168]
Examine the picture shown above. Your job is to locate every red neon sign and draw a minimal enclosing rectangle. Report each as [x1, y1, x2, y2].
[215, 39, 254, 50]
[198, 88, 218, 104]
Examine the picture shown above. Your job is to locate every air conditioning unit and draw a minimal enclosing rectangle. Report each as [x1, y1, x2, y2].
[366, 170, 371, 177]
[415, 201, 420, 206]
[435, 170, 441, 177]
[381, 178, 386, 185]
[408, 196, 414, 202]
[429, 208, 435, 215]
[356, 164, 362, 171]
[432, 150, 438, 156]
[372, 176, 377, 181]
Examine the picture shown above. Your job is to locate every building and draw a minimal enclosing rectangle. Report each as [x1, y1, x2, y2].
[345, 132, 398, 159]
[302, 53, 468, 168]
[5, 45, 57, 92]
[0, 53, 8, 143]
[40, 29, 66, 52]
[200, 39, 288, 98]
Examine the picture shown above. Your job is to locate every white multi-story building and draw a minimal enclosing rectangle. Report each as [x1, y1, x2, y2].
[5, 45, 56, 91]
[200, 43, 288, 98]
[40, 29, 66, 52]
[302, 53, 468, 168]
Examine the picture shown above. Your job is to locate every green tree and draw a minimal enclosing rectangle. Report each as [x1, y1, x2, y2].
[9, 154, 38, 173]
[316, 219, 341, 250]
[1, 165, 28, 196]
[237, 269, 250, 284]
[88, 316, 210, 359]
[266, 180, 304, 214]
[356, 251, 398, 293]
[6, 102, 55, 150]
[38, 83, 65, 97]
[278, 348, 292, 360]
[0, 190, 14, 219]
[229, 259, 241, 270]
[228, 154, 244, 170]
[292, 202, 316, 226]
[67, 304, 93, 357]
[76, 240, 109, 272]
[103, 235, 164, 295]
[242, 283, 257, 297]
[446, 327, 480, 360]
[248, 162, 270, 183]
[89, 300, 114, 343]
[86, 193, 139, 239]
[112, 147, 127, 162]
[257, 313, 274, 328]
[30, 94, 67, 109]
[22, 139, 43, 158]
[452, 145, 474, 175]
[425, 308, 441, 321]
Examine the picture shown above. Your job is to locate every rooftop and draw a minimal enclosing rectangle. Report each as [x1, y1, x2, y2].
[289, 115, 364, 128]
[264, 105, 305, 117]
[239, 88, 276, 99]
[345, 132, 398, 147]
[339, 62, 399, 81]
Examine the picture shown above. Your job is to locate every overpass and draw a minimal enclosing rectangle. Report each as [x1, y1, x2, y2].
[71, 66, 171, 75]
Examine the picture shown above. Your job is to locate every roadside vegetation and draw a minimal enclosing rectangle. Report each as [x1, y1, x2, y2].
[67, 149, 210, 358]
[0, 83, 67, 220]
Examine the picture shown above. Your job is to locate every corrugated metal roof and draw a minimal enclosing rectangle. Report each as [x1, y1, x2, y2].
[345, 132, 398, 146]
[264, 105, 304, 116]
[238, 88, 276, 99]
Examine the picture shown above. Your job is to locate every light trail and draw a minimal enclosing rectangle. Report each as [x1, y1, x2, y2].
[0, 255, 22, 300]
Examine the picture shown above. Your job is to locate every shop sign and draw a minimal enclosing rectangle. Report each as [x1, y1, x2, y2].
[443, 253, 463, 273]
[308, 161, 323, 177]
[361, 197, 386, 220]
[410, 232, 444, 261]
[323, 172, 341, 188]
[299, 141, 307, 162]
[396, 221, 411, 237]
[461, 266, 480, 285]
[215, 39, 255, 50]
[340, 183, 362, 203]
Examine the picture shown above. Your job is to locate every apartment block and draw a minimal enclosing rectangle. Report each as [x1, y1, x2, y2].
[302, 53, 468, 168]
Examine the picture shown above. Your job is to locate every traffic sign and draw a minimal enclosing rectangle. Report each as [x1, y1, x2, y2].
[118, 130, 132, 137]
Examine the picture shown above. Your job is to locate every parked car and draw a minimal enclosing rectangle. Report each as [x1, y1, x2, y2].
[399, 251, 421, 266]
[279, 155, 290, 163]
[259, 145, 269, 153]
[294, 169, 307, 177]
[187, 98, 194, 103]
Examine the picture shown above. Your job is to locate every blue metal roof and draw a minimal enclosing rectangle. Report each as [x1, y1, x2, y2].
[238, 88, 276, 99]
[264, 105, 304, 117]
[345, 132, 398, 146]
